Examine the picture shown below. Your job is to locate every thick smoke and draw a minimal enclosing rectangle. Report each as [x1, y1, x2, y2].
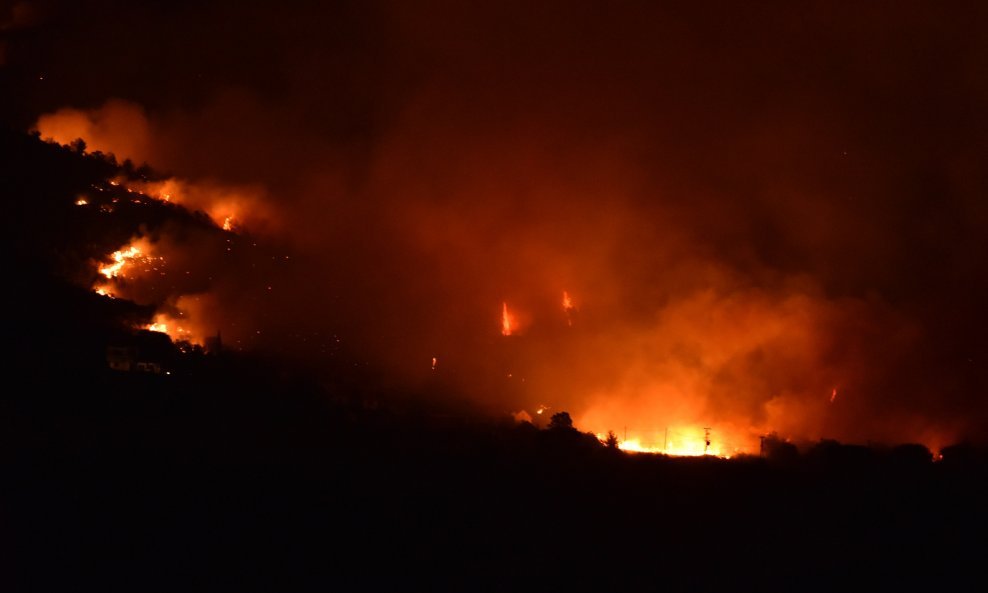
[11, 1, 988, 448]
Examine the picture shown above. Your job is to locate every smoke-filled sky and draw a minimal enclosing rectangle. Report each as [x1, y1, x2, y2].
[4, 0, 988, 450]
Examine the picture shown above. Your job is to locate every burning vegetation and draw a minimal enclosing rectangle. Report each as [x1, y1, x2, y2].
[19, 123, 964, 457]
[500, 302, 514, 337]
[5, 5, 988, 589]
[18, 0, 988, 455]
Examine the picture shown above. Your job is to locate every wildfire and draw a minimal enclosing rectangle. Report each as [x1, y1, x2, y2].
[432, 356, 438, 370]
[501, 302, 514, 336]
[830, 388, 838, 403]
[107, 176, 258, 233]
[92, 240, 208, 344]
[109, 176, 179, 203]
[146, 321, 168, 333]
[99, 245, 143, 278]
[95, 238, 163, 281]
[37, 122, 267, 237]
[142, 312, 202, 345]
[593, 425, 740, 458]
[562, 290, 575, 325]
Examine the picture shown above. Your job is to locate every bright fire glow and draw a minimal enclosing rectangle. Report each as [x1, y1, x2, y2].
[830, 387, 838, 403]
[92, 239, 208, 347]
[99, 245, 143, 278]
[95, 238, 162, 281]
[562, 290, 575, 325]
[75, 198, 88, 206]
[142, 312, 202, 345]
[35, 118, 268, 233]
[109, 176, 261, 233]
[592, 425, 742, 457]
[501, 302, 514, 336]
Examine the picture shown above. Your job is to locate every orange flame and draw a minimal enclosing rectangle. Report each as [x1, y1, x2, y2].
[95, 238, 163, 282]
[830, 387, 838, 403]
[109, 176, 262, 233]
[99, 245, 143, 278]
[562, 290, 575, 325]
[35, 107, 269, 233]
[595, 426, 735, 457]
[146, 321, 168, 334]
[142, 312, 203, 345]
[501, 302, 514, 336]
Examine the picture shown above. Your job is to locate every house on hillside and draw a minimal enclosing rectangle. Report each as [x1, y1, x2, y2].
[106, 330, 174, 374]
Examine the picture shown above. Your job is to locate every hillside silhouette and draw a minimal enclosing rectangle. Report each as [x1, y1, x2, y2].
[2, 128, 987, 592]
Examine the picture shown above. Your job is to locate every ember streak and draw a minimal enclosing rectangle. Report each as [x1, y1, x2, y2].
[500, 302, 514, 337]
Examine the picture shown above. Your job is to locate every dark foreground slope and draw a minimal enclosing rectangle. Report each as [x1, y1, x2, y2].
[2, 129, 987, 592]
[3, 366, 988, 593]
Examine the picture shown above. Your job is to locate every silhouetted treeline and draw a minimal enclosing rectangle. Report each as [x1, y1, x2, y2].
[5, 350, 988, 592]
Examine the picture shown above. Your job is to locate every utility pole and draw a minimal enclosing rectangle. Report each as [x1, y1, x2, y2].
[663, 427, 668, 453]
[703, 427, 712, 455]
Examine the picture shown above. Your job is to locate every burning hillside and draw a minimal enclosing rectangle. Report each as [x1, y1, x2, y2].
[4, 1, 987, 456]
[16, 114, 968, 458]
[4, 5, 988, 591]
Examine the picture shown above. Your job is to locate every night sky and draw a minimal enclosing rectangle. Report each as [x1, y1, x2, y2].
[3, 0, 988, 450]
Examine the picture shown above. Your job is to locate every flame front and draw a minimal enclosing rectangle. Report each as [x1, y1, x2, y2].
[109, 176, 262, 233]
[595, 426, 733, 457]
[99, 245, 143, 278]
[146, 321, 168, 333]
[562, 290, 575, 326]
[501, 302, 514, 336]
[143, 312, 202, 345]
[92, 239, 207, 345]
[95, 237, 165, 282]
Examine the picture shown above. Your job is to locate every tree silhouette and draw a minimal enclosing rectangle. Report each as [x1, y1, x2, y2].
[604, 430, 620, 448]
[548, 411, 574, 431]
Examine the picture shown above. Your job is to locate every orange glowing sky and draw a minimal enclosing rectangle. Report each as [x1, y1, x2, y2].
[9, 0, 988, 451]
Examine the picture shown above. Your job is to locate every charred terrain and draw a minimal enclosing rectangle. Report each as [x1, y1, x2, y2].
[3, 128, 988, 591]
